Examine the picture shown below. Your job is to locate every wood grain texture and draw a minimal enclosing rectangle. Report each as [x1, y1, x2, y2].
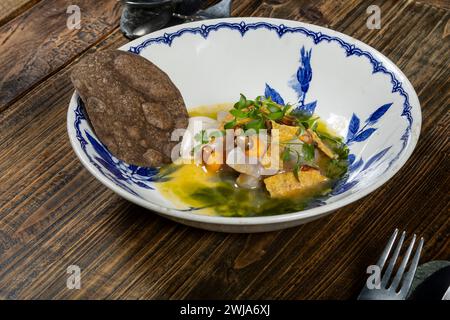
[0, 0, 449, 299]
[0, 0, 121, 110]
[0, 0, 38, 25]
[417, 0, 450, 10]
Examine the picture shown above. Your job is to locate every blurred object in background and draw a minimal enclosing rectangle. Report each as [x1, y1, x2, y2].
[120, 0, 232, 39]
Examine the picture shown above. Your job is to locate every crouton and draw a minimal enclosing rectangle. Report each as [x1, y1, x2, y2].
[264, 170, 328, 198]
[307, 129, 337, 159]
[270, 121, 299, 143]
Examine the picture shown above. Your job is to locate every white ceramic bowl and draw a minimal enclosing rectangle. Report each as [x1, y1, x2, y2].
[67, 18, 421, 232]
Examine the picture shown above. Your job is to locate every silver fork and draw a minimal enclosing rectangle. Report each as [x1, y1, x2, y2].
[358, 229, 424, 300]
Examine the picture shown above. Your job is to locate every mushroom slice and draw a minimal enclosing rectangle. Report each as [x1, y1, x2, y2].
[307, 129, 337, 159]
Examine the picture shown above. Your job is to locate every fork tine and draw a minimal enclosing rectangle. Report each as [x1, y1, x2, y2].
[390, 234, 416, 291]
[381, 231, 406, 288]
[399, 237, 424, 295]
[376, 228, 398, 269]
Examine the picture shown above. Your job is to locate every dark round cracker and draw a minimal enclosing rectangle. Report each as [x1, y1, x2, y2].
[70, 50, 188, 167]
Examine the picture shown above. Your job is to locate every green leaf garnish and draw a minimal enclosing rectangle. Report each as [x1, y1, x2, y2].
[229, 109, 248, 118]
[244, 117, 265, 131]
[326, 158, 348, 179]
[266, 111, 284, 120]
[234, 94, 247, 110]
[302, 143, 315, 162]
[293, 163, 300, 181]
[300, 117, 319, 131]
[337, 144, 349, 158]
[230, 93, 296, 128]
[224, 118, 237, 129]
[296, 124, 306, 136]
[281, 147, 291, 161]
[290, 109, 311, 120]
[254, 96, 263, 107]
[283, 103, 293, 113]
[317, 131, 342, 144]
[267, 104, 281, 113]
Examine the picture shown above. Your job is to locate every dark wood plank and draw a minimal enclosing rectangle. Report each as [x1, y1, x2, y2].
[0, 0, 121, 111]
[0, 0, 448, 299]
[0, 0, 40, 26]
[417, 0, 450, 9]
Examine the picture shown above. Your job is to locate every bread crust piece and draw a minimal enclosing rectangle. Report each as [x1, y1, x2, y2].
[264, 170, 328, 198]
[70, 50, 189, 167]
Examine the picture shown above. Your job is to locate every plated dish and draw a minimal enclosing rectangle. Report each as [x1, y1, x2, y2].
[158, 93, 350, 217]
[67, 18, 421, 232]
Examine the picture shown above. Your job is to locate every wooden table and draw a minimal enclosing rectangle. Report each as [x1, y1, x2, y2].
[0, 0, 448, 300]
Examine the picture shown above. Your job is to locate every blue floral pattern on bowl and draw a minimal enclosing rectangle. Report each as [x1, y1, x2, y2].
[263, 45, 396, 196]
[74, 100, 162, 197]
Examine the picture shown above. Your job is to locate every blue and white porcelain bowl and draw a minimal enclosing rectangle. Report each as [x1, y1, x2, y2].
[67, 18, 421, 232]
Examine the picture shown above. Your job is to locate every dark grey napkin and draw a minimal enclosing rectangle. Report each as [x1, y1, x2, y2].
[408, 260, 450, 300]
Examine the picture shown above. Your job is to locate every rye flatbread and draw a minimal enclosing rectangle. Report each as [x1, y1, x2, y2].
[70, 50, 188, 167]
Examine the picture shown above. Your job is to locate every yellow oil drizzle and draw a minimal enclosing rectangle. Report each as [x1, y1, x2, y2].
[187, 103, 233, 119]
[157, 163, 218, 215]
[157, 103, 233, 215]
[316, 119, 339, 137]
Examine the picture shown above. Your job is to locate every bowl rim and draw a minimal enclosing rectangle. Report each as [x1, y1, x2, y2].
[67, 17, 421, 226]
